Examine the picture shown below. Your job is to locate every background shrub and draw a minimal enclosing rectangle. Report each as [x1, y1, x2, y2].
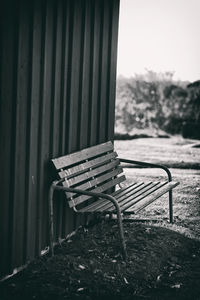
[115, 71, 200, 136]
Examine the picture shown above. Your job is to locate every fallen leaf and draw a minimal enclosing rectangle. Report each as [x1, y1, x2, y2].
[170, 283, 182, 289]
[169, 270, 176, 277]
[124, 277, 129, 284]
[156, 274, 162, 282]
[93, 269, 101, 274]
[105, 274, 115, 280]
[78, 264, 86, 270]
[77, 287, 85, 292]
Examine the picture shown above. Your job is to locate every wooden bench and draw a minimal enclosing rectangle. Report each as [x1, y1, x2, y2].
[49, 141, 179, 259]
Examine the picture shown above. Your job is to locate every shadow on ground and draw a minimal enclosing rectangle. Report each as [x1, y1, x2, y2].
[1, 220, 200, 300]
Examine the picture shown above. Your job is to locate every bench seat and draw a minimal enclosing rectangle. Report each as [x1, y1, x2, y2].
[78, 181, 179, 214]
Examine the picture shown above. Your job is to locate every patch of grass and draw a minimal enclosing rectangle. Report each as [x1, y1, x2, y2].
[114, 136, 200, 168]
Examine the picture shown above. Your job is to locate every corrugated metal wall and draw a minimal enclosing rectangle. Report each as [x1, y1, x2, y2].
[0, 0, 120, 278]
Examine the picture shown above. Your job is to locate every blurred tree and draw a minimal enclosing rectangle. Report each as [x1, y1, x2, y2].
[115, 71, 198, 136]
[186, 80, 200, 123]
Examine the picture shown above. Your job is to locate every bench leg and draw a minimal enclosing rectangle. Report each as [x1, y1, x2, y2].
[169, 190, 173, 223]
[117, 213, 127, 260]
[49, 184, 127, 260]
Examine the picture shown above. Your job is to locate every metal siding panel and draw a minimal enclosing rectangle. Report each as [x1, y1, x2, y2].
[52, 0, 66, 242]
[39, 0, 55, 250]
[79, 0, 92, 149]
[64, 0, 85, 232]
[25, 0, 43, 261]
[98, 0, 110, 143]
[12, 0, 32, 267]
[33, 0, 46, 257]
[59, 0, 75, 237]
[67, 0, 84, 153]
[0, 1, 18, 277]
[59, 0, 71, 155]
[65, 0, 85, 232]
[52, 0, 63, 157]
[107, 0, 120, 141]
[89, 0, 102, 145]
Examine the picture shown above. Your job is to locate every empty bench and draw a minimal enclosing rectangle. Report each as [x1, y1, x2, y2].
[49, 141, 179, 259]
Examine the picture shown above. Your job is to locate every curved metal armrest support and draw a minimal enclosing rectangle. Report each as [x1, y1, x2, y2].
[119, 158, 172, 182]
[50, 181, 121, 210]
[49, 181, 127, 259]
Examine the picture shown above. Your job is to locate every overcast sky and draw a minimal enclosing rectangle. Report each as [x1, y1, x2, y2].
[117, 0, 200, 82]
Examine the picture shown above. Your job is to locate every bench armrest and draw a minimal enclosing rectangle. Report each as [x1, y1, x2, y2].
[49, 180, 127, 258]
[119, 158, 172, 182]
[50, 180, 121, 212]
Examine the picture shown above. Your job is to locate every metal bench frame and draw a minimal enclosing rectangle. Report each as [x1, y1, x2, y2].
[49, 142, 179, 260]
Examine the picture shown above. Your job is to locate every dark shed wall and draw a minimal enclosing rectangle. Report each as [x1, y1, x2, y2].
[0, 0, 120, 277]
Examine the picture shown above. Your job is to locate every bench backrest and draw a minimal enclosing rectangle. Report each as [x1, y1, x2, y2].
[52, 141, 126, 208]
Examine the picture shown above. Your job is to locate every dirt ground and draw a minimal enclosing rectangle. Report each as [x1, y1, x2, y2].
[0, 136, 200, 300]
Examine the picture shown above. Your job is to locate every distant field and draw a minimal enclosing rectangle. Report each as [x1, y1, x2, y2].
[114, 136, 200, 168]
[114, 136, 200, 240]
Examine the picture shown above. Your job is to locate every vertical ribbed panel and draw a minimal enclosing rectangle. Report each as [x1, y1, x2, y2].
[0, 0, 120, 278]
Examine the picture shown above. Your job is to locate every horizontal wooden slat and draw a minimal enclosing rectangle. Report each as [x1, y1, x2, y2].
[82, 182, 147, 213]
[115, 182, 151, 201]
[65, 167, 123, 198]
[79, 182, 140, 213]
[117, 182, 159, 206]
[93, 182, 157, 213]
[112, 182, 139, 197]
[52, 141, 114, 169]
[125, 181, 180, 213]
[58, 152, 118, 178]
[64, 160, 120, 187]
[119, 182, 166, 212]
[98, 182, 159, 213]
[68, 175, 126, 208]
